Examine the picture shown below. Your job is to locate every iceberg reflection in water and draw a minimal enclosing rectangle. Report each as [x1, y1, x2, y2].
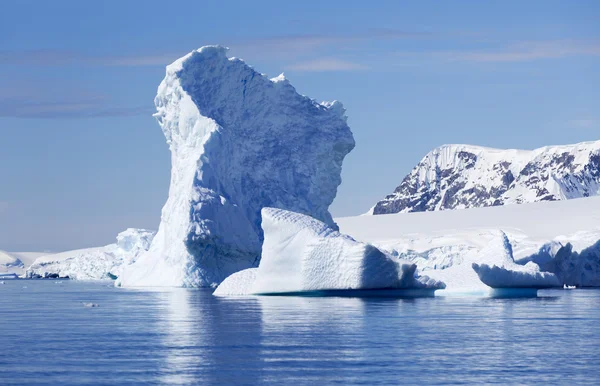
[488, 288, 540, 298]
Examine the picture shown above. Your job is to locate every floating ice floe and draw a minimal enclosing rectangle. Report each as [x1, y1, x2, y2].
[214, 208, 444, 297]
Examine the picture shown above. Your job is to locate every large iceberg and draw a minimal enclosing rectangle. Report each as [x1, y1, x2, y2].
[119, 46, 355, 287]
[214, 208, 444, 296]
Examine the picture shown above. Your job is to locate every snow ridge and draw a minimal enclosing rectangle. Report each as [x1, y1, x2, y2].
[372, 140, 600, 214]
[119, 46, 355, 288]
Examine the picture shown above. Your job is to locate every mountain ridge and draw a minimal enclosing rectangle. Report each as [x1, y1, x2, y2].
[372, 140, 600, 215]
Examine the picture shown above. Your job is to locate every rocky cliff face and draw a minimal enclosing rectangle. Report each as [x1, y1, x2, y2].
[372, 141, 600, 215]
[119, 46, 355, 287]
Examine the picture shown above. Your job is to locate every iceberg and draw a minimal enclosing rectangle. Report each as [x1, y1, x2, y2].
[467, 231, 559, 289]
[119, 46, 355, 287]
[27, 229, 155, 280]
[214, 208, 444, 296]
[472, 263, 560, 289]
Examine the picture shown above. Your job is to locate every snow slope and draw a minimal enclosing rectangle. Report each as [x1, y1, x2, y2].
[337, 196, 600, 291]
[372, 141, 600, 214]
[214, 208, 443, 296]
[0, 251, 47, 276]
[119, 46, 355, 288]
[27, 229, 154, 280]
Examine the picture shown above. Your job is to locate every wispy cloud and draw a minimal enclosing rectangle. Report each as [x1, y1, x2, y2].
[0, 89, 154, 119]
[0, 49, 181, 67]
[438, 40, 600, 63]
[285, 57, 369, 72]
[569, 119, 597, 129]
[0, 101, 154, 119]
[0, 28, 428, 68]
[234, 28, 430, 56]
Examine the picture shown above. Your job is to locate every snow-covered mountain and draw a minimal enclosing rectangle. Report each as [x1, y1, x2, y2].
[371, 140, 600, 215]
[119, 46, 355, 287]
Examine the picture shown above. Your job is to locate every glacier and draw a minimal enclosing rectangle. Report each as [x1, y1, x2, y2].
[214, 208, 444, 296]
[371, 140, 600, 215]
[118, 46, 355, 287]
[26, 228, 155, 280]
[338, 196, 600, 293]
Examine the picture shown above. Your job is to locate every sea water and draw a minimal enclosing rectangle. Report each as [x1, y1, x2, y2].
[1, 281, 599, 385]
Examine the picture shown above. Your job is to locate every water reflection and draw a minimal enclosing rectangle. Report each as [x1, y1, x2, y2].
[157, 288, 203, 385]
[256, 296, 366, 384]
[156, 289, 264, 385]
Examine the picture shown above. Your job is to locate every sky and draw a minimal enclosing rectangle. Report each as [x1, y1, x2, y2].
[0, 0, 599, 251]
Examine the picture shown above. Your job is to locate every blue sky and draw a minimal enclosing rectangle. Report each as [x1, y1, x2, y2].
[1, 0, 598, 251]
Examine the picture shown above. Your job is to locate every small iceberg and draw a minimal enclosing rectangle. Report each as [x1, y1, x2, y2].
[472, 262, 560, 298]
[460, 233, 561, 298]
[472, 263, 560, 289]
[214, 208, 444, 297]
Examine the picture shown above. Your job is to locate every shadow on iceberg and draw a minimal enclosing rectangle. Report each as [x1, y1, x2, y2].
[214, 208, 444, 298]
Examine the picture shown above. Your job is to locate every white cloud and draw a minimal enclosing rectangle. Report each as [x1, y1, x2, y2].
[0, 49, 181, 67]
[285, 58, 369, 72]
[439, 40, 600, 63]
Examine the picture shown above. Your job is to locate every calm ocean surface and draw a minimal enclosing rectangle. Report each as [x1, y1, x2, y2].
[1, 281, 599, 385]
